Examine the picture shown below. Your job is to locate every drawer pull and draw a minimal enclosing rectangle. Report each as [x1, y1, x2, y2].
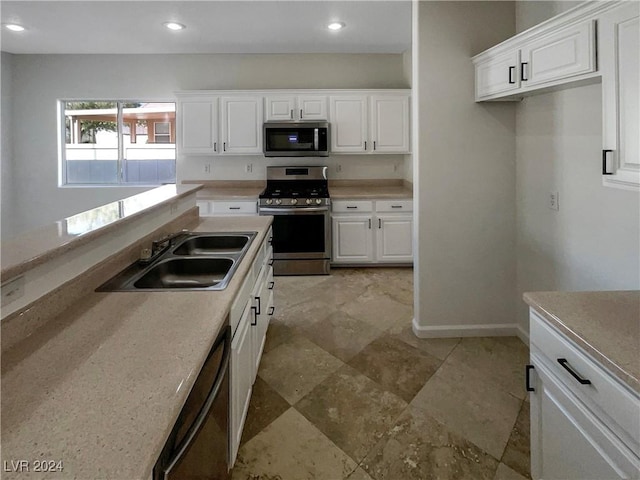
[346, 206, 358, 209]
[254, 296, 261, 315]
[558, 358, 591, 385]
[268, 281, 274, 290]
[229, 207, 241, 210]
[268, 306, 275, 316]
[391, 205, 403, 209]
[525, 364, 535, 392]
[251, 306, 258, 326]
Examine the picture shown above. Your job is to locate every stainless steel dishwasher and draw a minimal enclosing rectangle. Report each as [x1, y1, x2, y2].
[154, 324, 231, 480]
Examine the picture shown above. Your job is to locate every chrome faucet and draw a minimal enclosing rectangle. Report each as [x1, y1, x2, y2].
[151, 229, 189, 254]
[140, 229, 189, 264]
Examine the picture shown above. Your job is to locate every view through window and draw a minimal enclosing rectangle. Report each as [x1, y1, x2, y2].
[62, 101, 176, 185]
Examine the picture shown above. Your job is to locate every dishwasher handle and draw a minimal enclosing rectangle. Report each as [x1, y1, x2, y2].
[161, 325, 231, 479]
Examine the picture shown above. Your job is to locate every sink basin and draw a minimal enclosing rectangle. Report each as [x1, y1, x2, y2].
[172, 234, 250, 255]
[133, 257, 234, 289]
[96, 231, 257, 292]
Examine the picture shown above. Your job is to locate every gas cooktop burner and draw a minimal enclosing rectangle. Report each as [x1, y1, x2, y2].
[259, 166, 330, 208]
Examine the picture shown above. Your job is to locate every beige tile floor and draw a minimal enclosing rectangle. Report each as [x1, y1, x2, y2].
[232, 268, 531, 480]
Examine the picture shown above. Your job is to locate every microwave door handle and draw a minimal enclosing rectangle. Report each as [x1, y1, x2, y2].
[162, 326, 231, 479]
[314, 128, 319, 151]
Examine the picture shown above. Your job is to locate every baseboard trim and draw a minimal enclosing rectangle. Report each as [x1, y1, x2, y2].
[516, 324, 530, 346]
[411, 317, 521, 338]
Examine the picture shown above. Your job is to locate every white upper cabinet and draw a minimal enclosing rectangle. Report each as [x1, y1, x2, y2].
[221, 96, 263, 154]
[264, 95, 328, 121]
[330, 93, 410, 154]
[370, 95, 410, 153]
[177, 97, 219, 155]
[329, 95, 368, 153]
[520, 20, 595, 88]
[473, 5, 602, 101]
[475, 49, 521, 99]
[601, 2, 640, 190]
[264, 96, 296, 121]
[298, 95, 328, 120]
[177, 89, 409, 157]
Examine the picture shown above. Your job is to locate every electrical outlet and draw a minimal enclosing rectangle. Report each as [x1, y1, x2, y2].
[336, 164, 342, 173]
[246, 163, 253, 173]
[1, 275, 25, 307]
[204, 163, 211, 173]
[549, 191, 559, 211]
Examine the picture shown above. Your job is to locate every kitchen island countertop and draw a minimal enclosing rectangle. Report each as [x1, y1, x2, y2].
[524, 290, 640, 394]
[1, 215, 273, 480]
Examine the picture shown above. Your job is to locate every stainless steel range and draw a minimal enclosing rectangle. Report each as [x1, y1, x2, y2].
[259, 166, 330, 275]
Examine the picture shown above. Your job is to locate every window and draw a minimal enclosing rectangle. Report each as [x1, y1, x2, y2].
[60, 101, 176, 185]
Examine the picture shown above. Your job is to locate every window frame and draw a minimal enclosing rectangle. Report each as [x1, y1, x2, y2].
[58, 99, 176, 187]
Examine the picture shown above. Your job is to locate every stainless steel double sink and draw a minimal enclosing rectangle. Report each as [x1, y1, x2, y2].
[97, 232, 257, 292]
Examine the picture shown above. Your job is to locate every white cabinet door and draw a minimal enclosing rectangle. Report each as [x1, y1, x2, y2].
[178, 98, 219, 155]
[252, 266, 272, 382]
[475, 50, 520, 100]
[230, 301, 253, 465]
[221, 96, 263, 154]
[370, 95, 410, 153]
[601, 2, 640, 190]
[298, 95, 328, 120]
[520, 20, 596, 88]
[530, 358, 639, 480]
[376, 214, 413, 263]
[265, 96, 296, 121]
[332, 215, 374, 263]
[329, 96, 368, 153]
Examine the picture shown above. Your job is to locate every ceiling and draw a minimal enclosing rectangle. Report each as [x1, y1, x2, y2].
[0, 1, 412, 55]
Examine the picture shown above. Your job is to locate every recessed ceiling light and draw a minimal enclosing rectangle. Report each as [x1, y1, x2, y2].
[163, 22, 186, 31]
[4, 23, 26, 32]
[327, 22, 346, 31]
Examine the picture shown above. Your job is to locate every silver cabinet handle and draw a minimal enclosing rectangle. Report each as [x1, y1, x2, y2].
[300, 109, 303, 119]
[368, 218, 371, 229]
[378, 218, 381, 229]
[214, 142, 217, 152]
[290, 109, 294, 119]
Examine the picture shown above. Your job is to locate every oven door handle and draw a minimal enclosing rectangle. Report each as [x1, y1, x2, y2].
[161, 326, 231, 479]
[259, 207, 329, 214]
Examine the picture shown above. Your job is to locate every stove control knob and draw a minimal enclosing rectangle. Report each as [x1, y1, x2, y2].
[315, 198, 322, 205]
[275, 199, 282, 205]
[306, 198, 312, 205]
[265, 199, 273, 205]
[290, 198, 298, 205]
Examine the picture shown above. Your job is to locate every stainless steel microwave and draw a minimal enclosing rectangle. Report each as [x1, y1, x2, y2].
[263, 121, 330, 157]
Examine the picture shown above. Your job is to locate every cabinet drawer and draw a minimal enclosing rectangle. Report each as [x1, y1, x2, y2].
[375, 199, 413, 213]
[210, 200, 257, 215]
[332, 200, 373, 213]
[530, 310, 640, 448]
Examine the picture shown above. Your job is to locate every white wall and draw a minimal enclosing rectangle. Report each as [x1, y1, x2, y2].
[515, 2, 640, 332]
[6, 53, 407, 238]
[414, 1, 517, 337]
[1, 52, 15, 240]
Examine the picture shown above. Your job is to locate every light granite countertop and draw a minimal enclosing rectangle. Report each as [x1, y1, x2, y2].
[524, 290, 640, 394]
[1, 184, 202, 281]
[1, 215, 273, 480]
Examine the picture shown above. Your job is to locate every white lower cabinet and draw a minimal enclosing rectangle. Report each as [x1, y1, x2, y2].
[230, 229, 274, 466]
[529, 310, 640, 480]
[331, 199, 413, 265]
